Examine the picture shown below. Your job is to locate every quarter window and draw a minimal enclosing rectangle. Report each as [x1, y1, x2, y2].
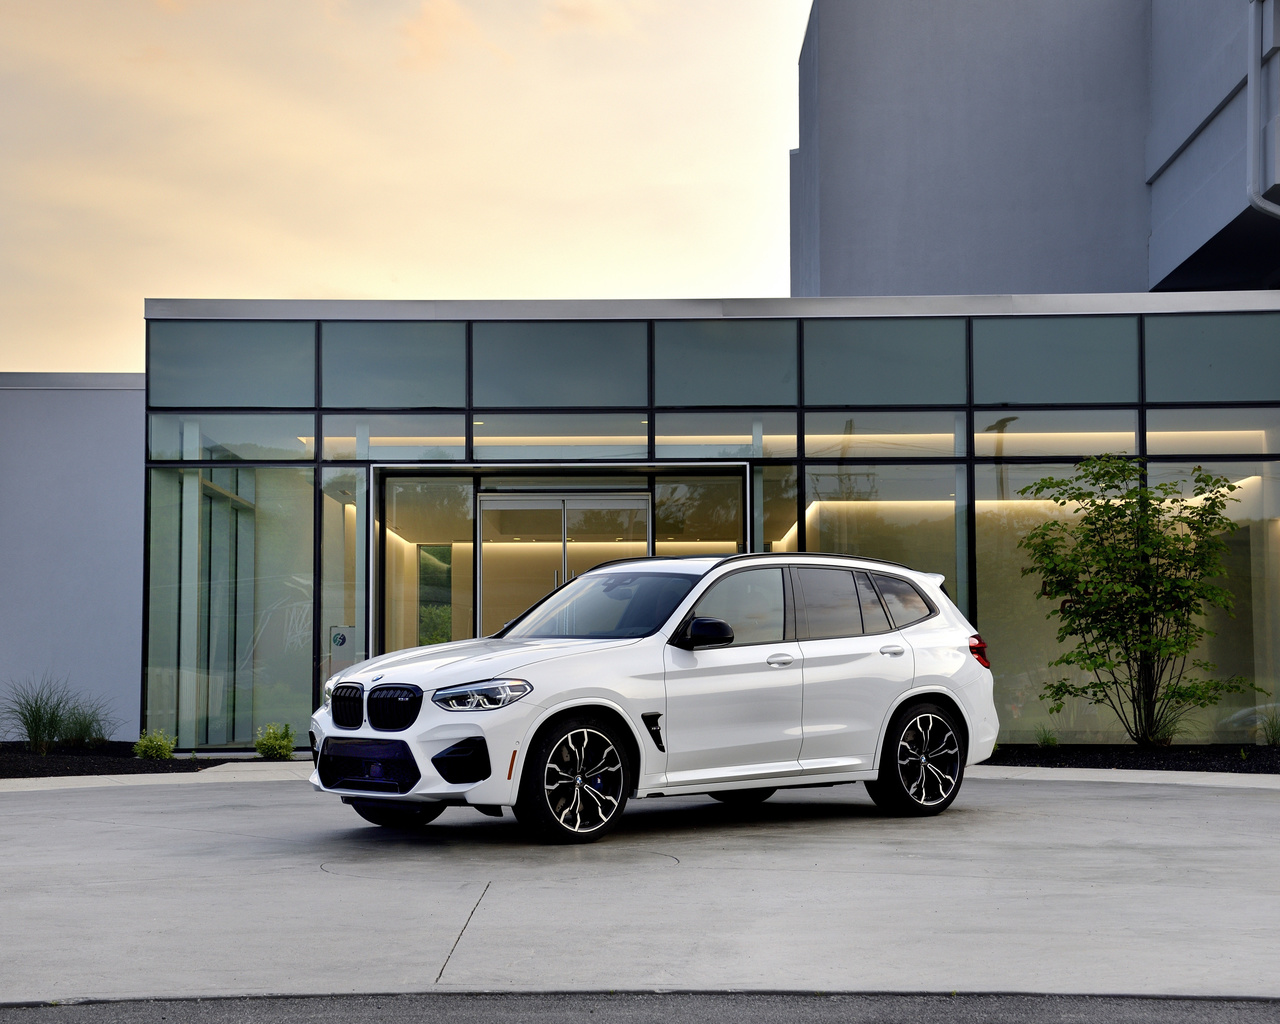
[796, 568, 862, 639]
[693, 568, 785, 646]
[855, 572, 893, 633]
[872, 574, 933, 627]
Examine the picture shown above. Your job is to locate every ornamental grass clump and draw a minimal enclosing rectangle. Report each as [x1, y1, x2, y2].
[255, 723, 296, 761]
[0, 673, 118, 754]
[1018, 455, 1256, 747]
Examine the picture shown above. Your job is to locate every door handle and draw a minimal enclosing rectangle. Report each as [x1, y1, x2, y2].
[879, 645, 905, 657]
[766, 653, 794, 667]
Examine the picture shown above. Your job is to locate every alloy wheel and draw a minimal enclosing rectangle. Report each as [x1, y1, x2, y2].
[542, 727, 625, 833]
[896, 712, 961, 807]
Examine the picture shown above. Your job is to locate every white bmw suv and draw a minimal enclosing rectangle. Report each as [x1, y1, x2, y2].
[310, 553, 998, 843]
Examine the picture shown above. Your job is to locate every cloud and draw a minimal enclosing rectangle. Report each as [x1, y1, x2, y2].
[401, 0, 507, 67]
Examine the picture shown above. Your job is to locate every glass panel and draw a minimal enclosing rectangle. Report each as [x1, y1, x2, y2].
[693, 568, 785, 645]
[144, 467, 314, 750]
[504, 571, 695, 639]
[872, 573, 932, 627]
[472, 413, 648, 459]
[1148, 462, 1280, 743]
[148, 320, 315, 408]
[654, 320, 797, 406]
[322, 414, 464, 460]
[795, 567, 862, 639]
[321, 469, 366, 679]
[481, 475, 639, 491]
[565, 497, 649, 579]
[1147, 407, 1280, 455]
[471, 321, 647, 407]
[1145, 312, 1280, 403]
[480, 502, 564, 636]
[755, 465, 799, 553]
[654, 475, 745, 556]
[972, 316, 1138, 404]
[655, 412, 797, 458]
[973, 409, 1137, 457]
[803, 318, 966, 406]
[383, 477, 474, 651]
[806, 411, 964, 458]
[856, 571, 892, 633]
[148, 413, 314, 461]
[321, 321, 465, 408]
[805, 464, 965, 606]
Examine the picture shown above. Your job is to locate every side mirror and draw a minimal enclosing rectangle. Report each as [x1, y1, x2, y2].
[673, 616, 734, 651]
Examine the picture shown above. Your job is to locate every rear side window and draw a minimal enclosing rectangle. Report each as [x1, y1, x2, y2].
[855, 572, 893, 633]
[694, 568, 785, 645]
[872, 573, 934, 627]
[796, 568, 863, 639]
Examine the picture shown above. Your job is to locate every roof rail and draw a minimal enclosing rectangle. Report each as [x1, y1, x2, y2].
[711, 551, 915, 572]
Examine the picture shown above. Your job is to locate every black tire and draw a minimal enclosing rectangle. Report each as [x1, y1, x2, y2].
[865, 702, 966, 817]
[709, 788, 776, 806]
[514, 716, 631, 844]
[351, 800, 446, 829]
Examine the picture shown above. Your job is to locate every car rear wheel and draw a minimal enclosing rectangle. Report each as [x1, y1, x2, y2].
[709, 788, 776, 806]
[514, 717, 631, 844]
[865, 702, 965, 816]
[351, 800, 446, 829]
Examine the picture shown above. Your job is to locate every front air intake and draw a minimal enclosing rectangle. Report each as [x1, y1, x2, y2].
[317, 737, 421, 794]
[331, 683, 364, 728]
[367, 684, 424, 731]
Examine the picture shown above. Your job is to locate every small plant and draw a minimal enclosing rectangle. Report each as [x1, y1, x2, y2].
[1260, 708, 1280, 747]
[255, 723, 296, 761]
[58, 695, 118, 748]
[0, 674, 70, 754]
[1033, 723, 1059, 748]
[133, 728, 177, 760]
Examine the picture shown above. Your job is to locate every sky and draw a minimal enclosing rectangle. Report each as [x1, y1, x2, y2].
[0, 0, 812, 372]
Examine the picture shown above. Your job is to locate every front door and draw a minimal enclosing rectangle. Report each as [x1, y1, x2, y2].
[478, 494, 650, 635]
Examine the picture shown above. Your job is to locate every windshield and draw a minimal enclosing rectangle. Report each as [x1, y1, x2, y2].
[501, 572, 697, 640]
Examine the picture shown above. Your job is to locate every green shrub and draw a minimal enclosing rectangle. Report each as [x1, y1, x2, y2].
[133, 729, 177, 760]
[1033, 723, 1059, 748]
[255, 723, 296, 761]
[58, 695, 117, 748]
[1260, 708, 1280, 747]
[0, 675, 69, 754]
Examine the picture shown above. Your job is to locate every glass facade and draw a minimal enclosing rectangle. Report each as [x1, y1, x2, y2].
[144, 309, 1280, 749]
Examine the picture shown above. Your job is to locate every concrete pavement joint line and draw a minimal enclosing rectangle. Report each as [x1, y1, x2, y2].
[435, 881, 491, 985]
[966, 765, 1280, 790]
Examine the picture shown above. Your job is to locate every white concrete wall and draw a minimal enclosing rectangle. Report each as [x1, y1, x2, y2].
[0, 374, 144, 741]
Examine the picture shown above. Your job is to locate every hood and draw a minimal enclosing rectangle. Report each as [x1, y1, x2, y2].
[341, 636, 642, 690]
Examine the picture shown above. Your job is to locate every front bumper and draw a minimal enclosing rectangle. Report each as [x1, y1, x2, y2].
[309, 699, 541, 806]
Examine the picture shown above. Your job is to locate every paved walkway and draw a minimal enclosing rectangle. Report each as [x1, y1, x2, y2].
[1, 764, 1277, 1004]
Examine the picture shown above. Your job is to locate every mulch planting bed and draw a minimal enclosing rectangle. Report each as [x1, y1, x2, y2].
[982, 743, 1280, 774]
[0, 741, 239, 779]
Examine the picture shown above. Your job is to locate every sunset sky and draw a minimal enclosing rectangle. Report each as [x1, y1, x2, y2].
[0, 0, 812, 372]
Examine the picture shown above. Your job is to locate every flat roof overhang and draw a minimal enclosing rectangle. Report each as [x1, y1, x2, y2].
[144, 291, 1280, 321]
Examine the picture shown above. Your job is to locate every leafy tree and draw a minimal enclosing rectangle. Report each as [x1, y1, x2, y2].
[1017, 455, 1254, 746]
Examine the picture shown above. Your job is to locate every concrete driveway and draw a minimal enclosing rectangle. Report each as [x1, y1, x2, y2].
[0, 765, 1277, 1004]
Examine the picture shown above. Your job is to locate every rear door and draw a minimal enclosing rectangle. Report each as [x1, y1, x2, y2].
[795, 567, 914, 769]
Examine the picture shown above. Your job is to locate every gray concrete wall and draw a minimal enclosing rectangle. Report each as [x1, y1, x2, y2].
[792, 0, 1151, 297]
[0, 374, 145, 742]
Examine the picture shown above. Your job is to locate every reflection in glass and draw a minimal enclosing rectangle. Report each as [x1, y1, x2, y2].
[321, 321, 465, 408]
[480, 502, 563, 636]
[383, 477, 475, 651]
[321, 469, 366, 679]
[806, 411, 964, 458]
[145, 467, 314, 749]
[1146, 408, 1280, 455]
[754, 465, 799, 552]
[1145, 312, 1280, 403]
[693, 568, 785, 645]
[655, 475, 744, 556]
[322, 414, 465, 460]
[654, 320, 797, 406]
[472, 321, 647, 407]
[803, 318, 966, 406]
[472, 414, 648, 459]
[972, 316, 1138, 405]
[973, 409, 1137, 457]
[803, 465, 965, 611]
[149, 320, 315, 408]
[655, 412, 796, 458]
[149, 414, 315, 461]
[504, 572, 695, 639]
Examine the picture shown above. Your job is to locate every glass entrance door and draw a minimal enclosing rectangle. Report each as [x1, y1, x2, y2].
[478, 494, 650, 635]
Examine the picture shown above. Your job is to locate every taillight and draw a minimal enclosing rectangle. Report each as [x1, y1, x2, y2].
[969, 634, 990, 668]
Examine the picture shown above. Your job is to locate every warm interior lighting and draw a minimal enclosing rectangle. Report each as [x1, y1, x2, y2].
[473, 434, 648, 447]
[973, 431, 1135, 455]
[805, 432, 955, 454]
[1146, 430, 1270, 453]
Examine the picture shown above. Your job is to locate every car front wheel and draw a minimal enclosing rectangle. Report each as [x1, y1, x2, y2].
[865, 702, 965, 816]
[351, 799, 447, 829]
[514, 717, 631, 843]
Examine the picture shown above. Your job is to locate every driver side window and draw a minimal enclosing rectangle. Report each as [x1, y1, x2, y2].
[693, 568, 785, 645]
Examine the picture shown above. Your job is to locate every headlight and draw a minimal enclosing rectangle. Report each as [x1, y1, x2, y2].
[322, 674, 341, 708]
[432, 679, 532, 712]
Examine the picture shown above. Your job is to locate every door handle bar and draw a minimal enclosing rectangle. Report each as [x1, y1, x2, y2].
[766, 653, 794, 667]
[880, 645, 905, 657]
